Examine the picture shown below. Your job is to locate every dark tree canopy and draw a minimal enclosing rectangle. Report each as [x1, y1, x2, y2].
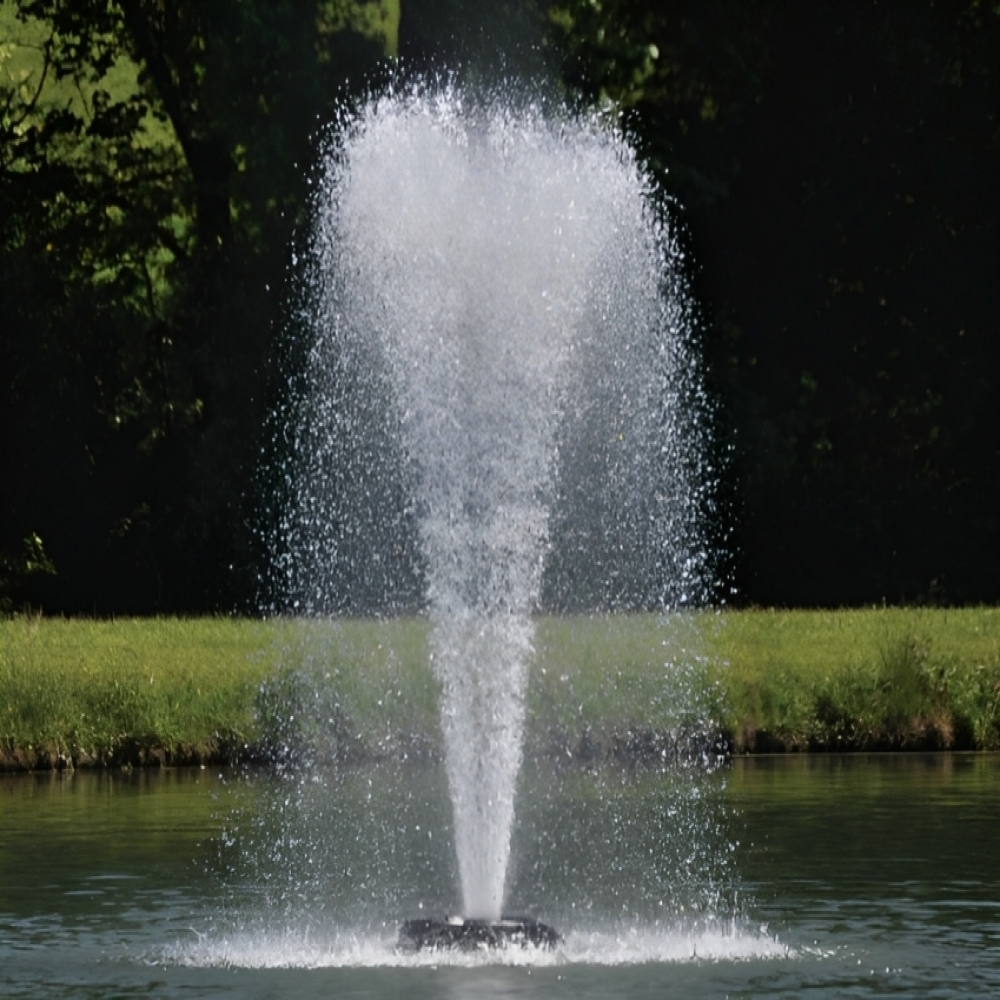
[1, 0, 997, 611]
[1, 0, 391, 611]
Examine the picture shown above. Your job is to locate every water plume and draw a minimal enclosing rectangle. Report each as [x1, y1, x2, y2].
[269, 81, 716, 921]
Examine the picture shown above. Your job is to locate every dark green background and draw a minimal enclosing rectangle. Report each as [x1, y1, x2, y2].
[2, 0, 996, 612]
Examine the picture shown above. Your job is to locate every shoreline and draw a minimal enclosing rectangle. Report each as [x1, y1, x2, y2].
[1, 724, 993, 774]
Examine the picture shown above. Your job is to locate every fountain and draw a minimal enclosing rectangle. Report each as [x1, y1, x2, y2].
[266, 80, 718, 951]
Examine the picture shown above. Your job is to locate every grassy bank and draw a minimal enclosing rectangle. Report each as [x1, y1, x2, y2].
[708, 608, 1000, 752]
[0, 618, 275, 769]
[1, 609, 998, 770]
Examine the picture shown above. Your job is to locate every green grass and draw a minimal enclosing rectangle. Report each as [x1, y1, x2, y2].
[0, 616, 445, 769]
[0, 617, 273, 767]
[2, 609, 998, 770]
[708, 607, 1000, 752]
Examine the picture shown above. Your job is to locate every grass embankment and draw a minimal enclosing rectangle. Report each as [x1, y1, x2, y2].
[0, 617, 439, 771]
[708, 608, 1000, 752]
[1, 609, 998, 770]
[0, 618, 275, 770]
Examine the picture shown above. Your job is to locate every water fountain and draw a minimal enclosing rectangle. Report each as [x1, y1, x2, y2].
[7, 80, 996, 1000]
[267, 80, 719, 952]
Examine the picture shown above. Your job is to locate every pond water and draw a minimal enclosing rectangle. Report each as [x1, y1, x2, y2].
[1, 754, 997, 998]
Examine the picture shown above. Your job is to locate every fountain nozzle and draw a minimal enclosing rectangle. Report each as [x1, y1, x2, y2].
[397, 914, 561, 952]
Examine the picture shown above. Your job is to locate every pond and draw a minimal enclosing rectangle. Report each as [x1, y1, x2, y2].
[1, 754, 997, 998]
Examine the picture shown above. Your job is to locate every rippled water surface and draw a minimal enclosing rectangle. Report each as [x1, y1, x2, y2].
[1, 754, 997, 998]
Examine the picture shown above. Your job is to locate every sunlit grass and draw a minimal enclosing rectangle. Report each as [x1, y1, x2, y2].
[0, 617, 272, 763]
[707, 607, 1000, 751]
[2, 608, 998, 769]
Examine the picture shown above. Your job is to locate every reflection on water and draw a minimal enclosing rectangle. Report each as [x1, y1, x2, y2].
[1, 755, 998, 998]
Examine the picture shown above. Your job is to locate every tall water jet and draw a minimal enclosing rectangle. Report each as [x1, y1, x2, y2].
[269, 82, 717, 929]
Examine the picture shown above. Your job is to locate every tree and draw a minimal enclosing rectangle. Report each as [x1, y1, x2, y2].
[543, 0, 999, 603]
[3, 0, 997, 610]
[1, 0, 394, 611]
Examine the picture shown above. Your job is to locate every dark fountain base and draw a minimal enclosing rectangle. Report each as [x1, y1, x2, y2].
[398, 915, 562, 952]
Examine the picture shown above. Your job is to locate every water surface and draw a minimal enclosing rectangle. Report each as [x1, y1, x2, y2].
[1, 754, 997, 998]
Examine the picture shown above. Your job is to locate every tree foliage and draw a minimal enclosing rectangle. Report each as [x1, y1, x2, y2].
[545, 0, 999, 604]
[1, 0, 393, 610]
[1, 0, 997, 610]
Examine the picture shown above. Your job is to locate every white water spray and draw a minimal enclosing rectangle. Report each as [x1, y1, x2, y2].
[274, 83, 715, 921]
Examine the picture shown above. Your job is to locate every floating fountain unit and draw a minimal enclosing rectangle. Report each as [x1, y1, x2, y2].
[398, 915, 561, 953]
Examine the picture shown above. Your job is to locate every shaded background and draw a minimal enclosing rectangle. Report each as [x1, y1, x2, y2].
[1, 0, 997, 612]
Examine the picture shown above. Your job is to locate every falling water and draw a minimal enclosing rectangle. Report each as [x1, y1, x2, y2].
[270, 83, 716, 922]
